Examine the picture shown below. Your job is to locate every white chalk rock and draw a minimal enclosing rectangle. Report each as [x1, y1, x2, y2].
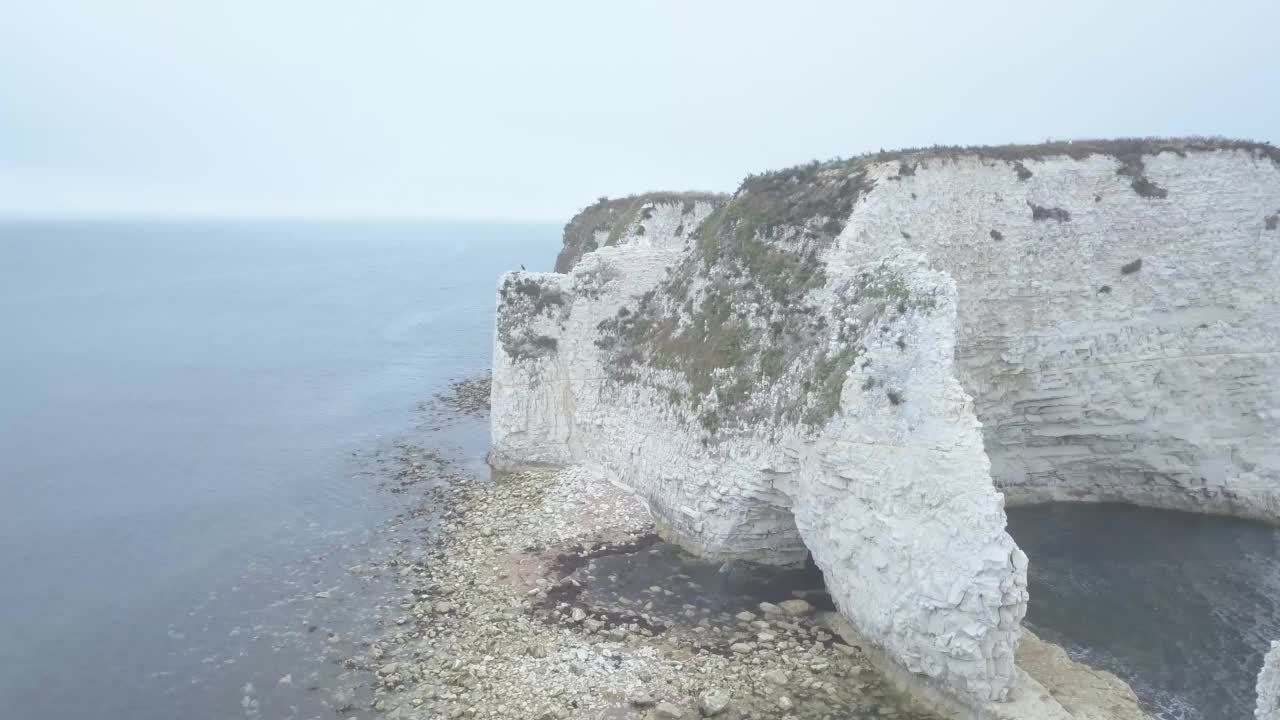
[491, 145, 1280, 708]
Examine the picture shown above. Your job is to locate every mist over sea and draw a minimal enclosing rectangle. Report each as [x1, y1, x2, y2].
[0, 220, 557, 719]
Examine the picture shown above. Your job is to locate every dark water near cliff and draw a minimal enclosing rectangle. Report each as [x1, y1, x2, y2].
[1008, 503, 1280, 720]
[0, 220, 557, 719]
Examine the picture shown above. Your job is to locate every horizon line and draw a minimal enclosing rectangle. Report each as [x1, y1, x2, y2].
[0, 212, 566, 225]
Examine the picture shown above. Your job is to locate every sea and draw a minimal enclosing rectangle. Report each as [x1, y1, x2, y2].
[1008, 503, 1280, 720]
[0, 220, 558, 719]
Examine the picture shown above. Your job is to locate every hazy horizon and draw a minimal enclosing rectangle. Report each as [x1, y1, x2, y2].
[3, 0, 1278, 222]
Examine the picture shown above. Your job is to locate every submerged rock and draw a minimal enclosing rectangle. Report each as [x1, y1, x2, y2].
[778, 599, 813, 616]
[438, 375, 491, 415]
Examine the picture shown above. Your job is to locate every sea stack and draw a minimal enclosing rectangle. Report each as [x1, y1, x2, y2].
[490, 138, 1280, 709]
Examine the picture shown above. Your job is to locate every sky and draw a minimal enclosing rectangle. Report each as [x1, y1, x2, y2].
[1, 0, 1277, 221]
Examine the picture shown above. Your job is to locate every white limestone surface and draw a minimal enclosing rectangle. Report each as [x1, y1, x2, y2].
[492, 200, 1026, 704]
[852, 151, 1280, 519]
[1261, 641, 1280, 720]
[490, 146, 1280, 709]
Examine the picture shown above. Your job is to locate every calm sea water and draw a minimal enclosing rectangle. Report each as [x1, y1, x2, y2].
[0, 220, 558, 719]
[1008, 503, 1280, 720]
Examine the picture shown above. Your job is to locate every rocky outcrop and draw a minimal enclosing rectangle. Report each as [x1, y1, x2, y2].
[1261, 642, 1280, 720]
[820, 612, 1149, 720]
[1015, 630, 1147, 720]
[491, 138, 1280, 708]
[553, 192, 726, 273]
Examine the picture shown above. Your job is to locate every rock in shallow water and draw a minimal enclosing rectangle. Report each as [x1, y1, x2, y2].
[779, 598, 813, 616]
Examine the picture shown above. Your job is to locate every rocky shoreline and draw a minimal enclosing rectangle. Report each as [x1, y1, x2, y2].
[345, 458, 937, 720]
[436, 376, 491, 416]
[330, 384, 1159, 720]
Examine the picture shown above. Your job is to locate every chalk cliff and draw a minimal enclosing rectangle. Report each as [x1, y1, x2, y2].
[1261, 642, 1280, 720]
[490, 139, 1280, 708]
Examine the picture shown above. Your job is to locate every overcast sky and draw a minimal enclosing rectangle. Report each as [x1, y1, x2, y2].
[2, 0, 1277, 221]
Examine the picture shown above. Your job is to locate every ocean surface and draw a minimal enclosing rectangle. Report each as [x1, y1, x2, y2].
[1008, 503, 1280, 720]
[0, 220, 559, 719]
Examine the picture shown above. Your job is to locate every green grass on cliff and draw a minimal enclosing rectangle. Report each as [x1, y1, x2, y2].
[584, 136, 1275, 438]
[554, 192, 725, 273]
[559, 137, 1277, 275]
[497, 275, 568, 361]
[596, 255, 936, 438]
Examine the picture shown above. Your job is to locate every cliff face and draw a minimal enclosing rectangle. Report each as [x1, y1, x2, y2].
[553, 192, 727, 273]
[872, 149, 1280, 519]
[1261, 642, 1280, 720]
[490, 139, 1280, 707]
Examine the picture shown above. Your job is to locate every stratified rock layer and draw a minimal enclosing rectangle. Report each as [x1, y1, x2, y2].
[491, 141, 1280, 708]
[862, 151, 1280, 519]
